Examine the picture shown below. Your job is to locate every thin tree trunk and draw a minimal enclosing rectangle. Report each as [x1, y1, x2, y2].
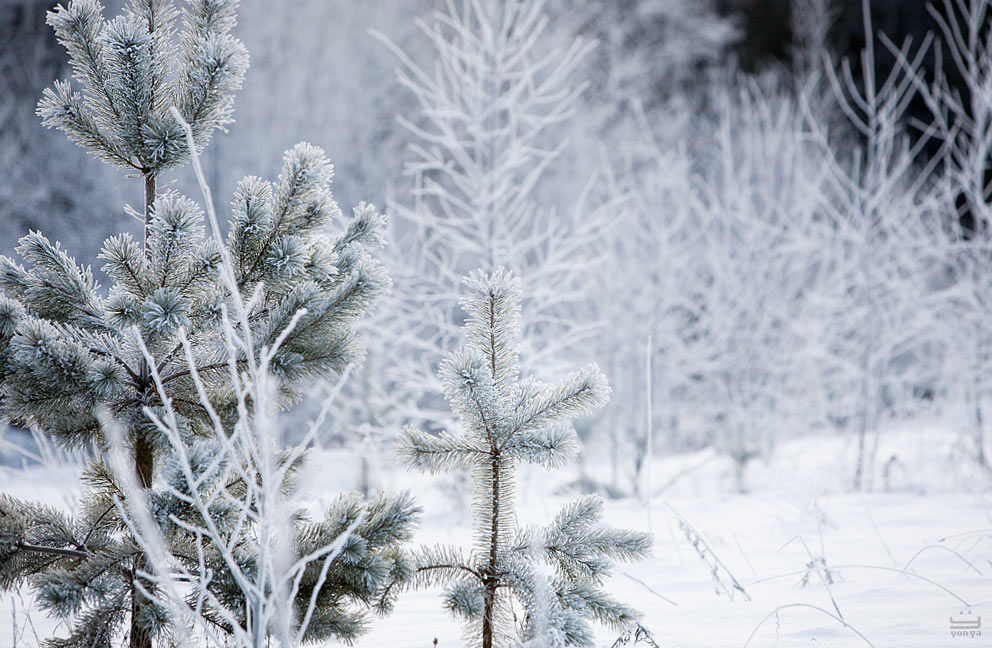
[130, 170, 157, 648]
[130, 433, 154, 648]
[974, 402, 990, 474]
[854, 211, 875, 492]
[735, 457, 745, 494]
[482, 453, 501, 648]
[643, 334, 653, 527]
[973, 345, 992, 478]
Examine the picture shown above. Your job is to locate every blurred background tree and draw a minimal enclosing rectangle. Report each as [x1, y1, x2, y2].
[4, 0, 963, 266]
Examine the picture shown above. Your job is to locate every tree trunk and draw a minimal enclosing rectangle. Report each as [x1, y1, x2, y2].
[973, 379, 992, 478]
[481, 575, 496, 648]
[642, 335, 653, 514]
[854, 425, 867, 491]
[130, 171, 157, 648]
[130, 432, 154, 648]
[854, 202, 876, 493]
[481, 454, 501, 648]
[735, 456, 749, 494]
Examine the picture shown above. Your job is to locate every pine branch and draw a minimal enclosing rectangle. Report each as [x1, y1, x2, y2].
[15, 543, 89, 559]
[398, 426, 488, 473]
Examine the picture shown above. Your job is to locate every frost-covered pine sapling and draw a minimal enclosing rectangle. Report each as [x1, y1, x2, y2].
[2, 1, 247, 646]
[0, 141, 394, 647]
[0, 3, 398, 644]
[101, 113, 419, 648]
[395, 269, 651, 648]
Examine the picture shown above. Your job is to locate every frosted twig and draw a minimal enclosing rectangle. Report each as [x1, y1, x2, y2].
[902, 544, 984, 576]
[610, 623, 662, 648]
[666, 502, 751, 601]
[742, 603, 876, 648]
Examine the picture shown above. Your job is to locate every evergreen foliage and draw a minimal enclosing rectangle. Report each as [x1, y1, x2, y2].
[36, 0, 247, 173]
[0, 155, 402, 648]
[0, 1, 413, 647]
[393, 269, 651, 648]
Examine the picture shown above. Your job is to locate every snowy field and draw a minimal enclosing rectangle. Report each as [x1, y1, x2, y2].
[8, 0, 992, 646]
[5, 428, 989, 648]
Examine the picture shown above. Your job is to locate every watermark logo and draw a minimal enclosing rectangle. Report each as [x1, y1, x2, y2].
[950, 610, 982, 639]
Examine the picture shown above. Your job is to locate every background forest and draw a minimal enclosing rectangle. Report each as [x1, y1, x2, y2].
[7, 0, 991, 494]
[2, 0, 992, 646]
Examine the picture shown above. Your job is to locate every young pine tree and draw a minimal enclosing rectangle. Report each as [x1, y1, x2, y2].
[0, 1, 414, 647]
[396, 269, 651, 648]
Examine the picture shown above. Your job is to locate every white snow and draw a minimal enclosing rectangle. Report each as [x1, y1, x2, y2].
[3, 428, 990, 647]
[305, 429, 992, 647]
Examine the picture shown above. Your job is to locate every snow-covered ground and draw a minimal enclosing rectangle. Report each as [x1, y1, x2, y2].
[3, 428, 990, 647]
